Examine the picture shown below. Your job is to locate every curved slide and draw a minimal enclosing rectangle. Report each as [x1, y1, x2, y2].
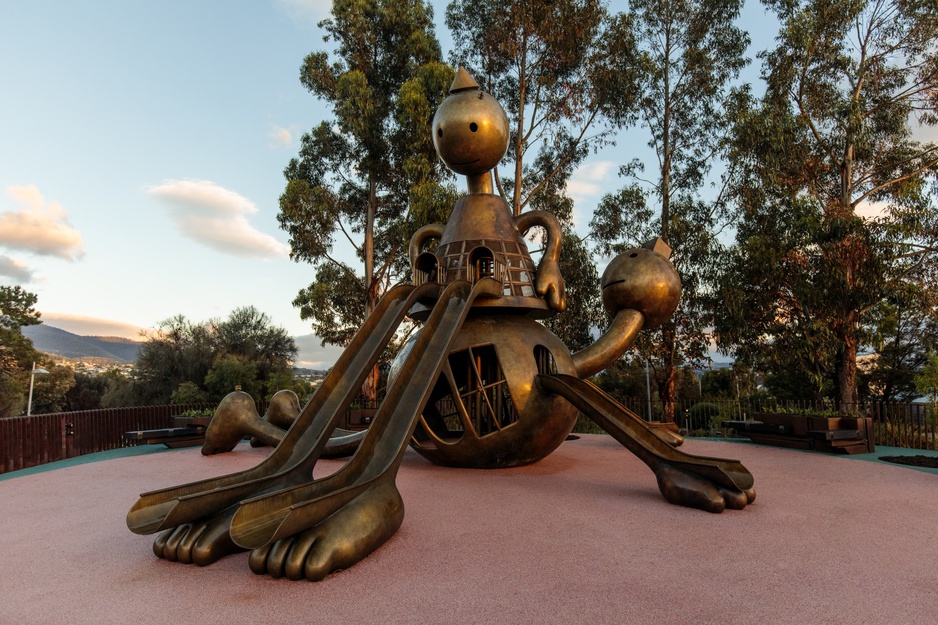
[537, 374, 753, 493]
[127, 281, 440, 535]
[229, 278, 501, 549]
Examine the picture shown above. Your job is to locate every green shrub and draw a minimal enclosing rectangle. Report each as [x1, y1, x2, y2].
[687, 402, 723, 436]
[571, 413, 607, 435]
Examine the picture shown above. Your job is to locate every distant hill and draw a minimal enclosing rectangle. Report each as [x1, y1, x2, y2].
[21, 324, 141, 362]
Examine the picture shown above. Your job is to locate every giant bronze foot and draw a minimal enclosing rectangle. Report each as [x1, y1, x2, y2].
[227, 280, 496, 579]
[654, 463, 755, 513]
[247, 477, 404, 581]
[151, 506, 246, 565]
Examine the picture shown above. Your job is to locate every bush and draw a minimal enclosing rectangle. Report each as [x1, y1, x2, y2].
[171, 381, 209, 405]
[571, 413, 607, 435]
[687, 402, 723, 435]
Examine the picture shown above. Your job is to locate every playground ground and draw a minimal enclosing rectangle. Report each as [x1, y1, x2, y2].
[1, 435, 936, 625]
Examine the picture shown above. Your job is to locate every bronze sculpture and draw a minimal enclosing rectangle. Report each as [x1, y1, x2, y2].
[127, 68, 754, 581]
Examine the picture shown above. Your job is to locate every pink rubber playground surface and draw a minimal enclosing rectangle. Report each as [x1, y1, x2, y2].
[1, 435, 935, 625]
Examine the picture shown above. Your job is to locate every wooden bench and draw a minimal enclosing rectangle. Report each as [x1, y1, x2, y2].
[124, 416, 211, 449]
[723, 413, 874, 455]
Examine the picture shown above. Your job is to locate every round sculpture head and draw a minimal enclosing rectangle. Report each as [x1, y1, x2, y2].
[432, 68, 510, 176]
[601, 247, 681, 328]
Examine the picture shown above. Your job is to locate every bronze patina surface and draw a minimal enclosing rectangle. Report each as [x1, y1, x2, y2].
[128, 69, 754, 581]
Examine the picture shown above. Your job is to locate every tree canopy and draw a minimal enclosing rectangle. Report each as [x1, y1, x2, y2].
[278, 0, 456, 400]
[130, 307, 297, 405]
[590, 0, 750, 420]
[715, 0, 938, 405]
[0, 286, 41, 331]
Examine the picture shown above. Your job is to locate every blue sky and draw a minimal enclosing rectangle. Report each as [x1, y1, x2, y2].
[0, 0, 788, 368]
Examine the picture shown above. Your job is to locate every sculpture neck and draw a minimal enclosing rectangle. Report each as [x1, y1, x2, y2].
[466, 172, 494, 195]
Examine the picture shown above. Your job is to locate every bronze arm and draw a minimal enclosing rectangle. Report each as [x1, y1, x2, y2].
[408, 224, 445, 267]
[514, 210, 565, 311]
[571, 309, 644, 379]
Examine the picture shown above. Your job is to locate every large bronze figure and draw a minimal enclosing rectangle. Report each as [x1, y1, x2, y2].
[127, 69, 754, 582]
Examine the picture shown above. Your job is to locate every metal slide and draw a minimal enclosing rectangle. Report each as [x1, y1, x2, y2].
[537, 374, 754, 492]
[228, 278, 501, 549]
[127, 282, 440, 535]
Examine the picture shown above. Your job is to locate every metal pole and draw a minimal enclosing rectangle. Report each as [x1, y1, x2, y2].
[645, 359, 652, 421]
[26, 362, 48, 416]
[27, 362, 37, 416]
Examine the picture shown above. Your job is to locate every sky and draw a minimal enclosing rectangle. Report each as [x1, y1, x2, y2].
[0, 0, 869, 369]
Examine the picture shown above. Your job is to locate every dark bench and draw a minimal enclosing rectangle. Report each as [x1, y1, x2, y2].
[124, 416, 211, 448]
[723, 414, 874, 454]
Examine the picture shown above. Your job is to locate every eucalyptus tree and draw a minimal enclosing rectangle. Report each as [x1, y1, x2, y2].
[278, 0, 455, 400]
[212, 306, 296, 388]
[446, 0, 639, 348]
[715, 0, 938, 405]
[129, 308, 297, 405]
[0, 285, 43, 417]
[132, 315, 216, 405]
[862, 283, 938, 401]
[590, 0, 749, 420]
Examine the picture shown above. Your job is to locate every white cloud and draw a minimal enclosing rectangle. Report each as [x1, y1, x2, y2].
[268, 125, 294, 149]
[147, 179, 290, 259]
[567, 161, 618, 202]
[0, 185, 85, 260]
[855, 200, 888, 221]
[293, 333, 344, 369]
[41, 312, 148, 341]
[565, 160, 618, 231]
[274, 0, 332, 26]
[0, 255, 35, 283]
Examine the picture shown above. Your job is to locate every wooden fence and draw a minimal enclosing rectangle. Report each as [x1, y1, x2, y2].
[671, 398, 936, 450]
[3, 397, 935, 475]
[580, 396, 937, 451]
[0, 404, 210, 475]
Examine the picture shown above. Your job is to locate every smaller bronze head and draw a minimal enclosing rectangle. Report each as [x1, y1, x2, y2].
[432, 68, 510, 177]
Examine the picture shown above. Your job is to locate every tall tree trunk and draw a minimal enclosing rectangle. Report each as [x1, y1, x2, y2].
[831, 140, 858, 408]
[833, 306, 860, 407]
[362, 175, 379, 403]
[657, 40, 673, 418]
[658, 325, 677, 422]
[835, 333, 858, 407]
[661, 116, 671, 243]
[660, 20, 672, 244]
[512, 38, 528, 216]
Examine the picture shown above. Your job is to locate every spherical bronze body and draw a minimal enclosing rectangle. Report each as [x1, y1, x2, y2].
[432, 89, 510, 176]
[601, 248, 681, 328]
[391, 315, 579, 469]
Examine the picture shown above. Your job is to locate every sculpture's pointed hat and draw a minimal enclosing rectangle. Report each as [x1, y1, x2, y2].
[449, 67, 480, 93]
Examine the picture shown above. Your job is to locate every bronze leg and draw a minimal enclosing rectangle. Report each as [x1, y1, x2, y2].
[537, 374, 755, 513]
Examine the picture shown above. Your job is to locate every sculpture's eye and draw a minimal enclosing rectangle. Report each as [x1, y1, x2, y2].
[437, 128, 443, 138]
[469, 123, 478, 132]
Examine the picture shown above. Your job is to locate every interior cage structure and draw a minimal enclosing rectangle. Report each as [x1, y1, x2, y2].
[414, 343, 558, 446]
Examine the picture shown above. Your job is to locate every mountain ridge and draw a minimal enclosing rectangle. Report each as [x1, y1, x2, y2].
[21, 324, 141, 362]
